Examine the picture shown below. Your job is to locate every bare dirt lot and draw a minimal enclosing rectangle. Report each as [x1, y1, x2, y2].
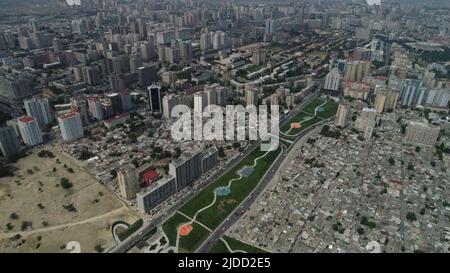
[0, 145, 139, 253]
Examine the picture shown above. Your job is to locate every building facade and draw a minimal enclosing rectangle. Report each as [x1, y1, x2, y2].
[117, 167, 140, 200]
[58, 112, 84, 141]
[136, 176, 177, 213]
[0, 126, 21, 158]
[17, 116, 43, 146]
[404, 121, 440, 147]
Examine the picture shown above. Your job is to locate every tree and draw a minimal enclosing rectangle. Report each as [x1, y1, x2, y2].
[360, 216, 376, 228]
[401, 124, 407, 135]
[320, 125, 341, 139]
[356, 227, 365, 235]
[78, 148, 94, 160]
[406, 212, 417, 222]
[95, 244, 104, 253]
[388, 157, 395, 166]
[63, 204, 77, 212]
[6, 223, 14, 230]
[60, 178, 73, 189]
[0, 165, 15, 177]
[407, 163, 414, 171]
[332, 222, 345, 234]
[21, 221, 32, 231]
[218, 147, 225, 158]
[174, 147, 181, 158]
[37, 150, 55, 158]
[9, 213, 19, 220]
[415, 147, 421, 153]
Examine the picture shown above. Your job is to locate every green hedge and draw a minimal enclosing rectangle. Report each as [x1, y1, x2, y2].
[117, 219, 143, 241]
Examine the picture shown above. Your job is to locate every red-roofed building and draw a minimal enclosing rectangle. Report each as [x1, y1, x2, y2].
[136, 164, 161, 188]
[58, 111, 84, 141]
[141, 170, 160, 187]
[60, 111, 79, 120]
[18, 116, 35, 123]
[17, 116, 43, 146]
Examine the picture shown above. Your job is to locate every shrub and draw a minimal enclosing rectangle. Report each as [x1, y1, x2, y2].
[9, 213, 19, 220]
[406, 212, 417, 222]
[60, 178, 73, 189]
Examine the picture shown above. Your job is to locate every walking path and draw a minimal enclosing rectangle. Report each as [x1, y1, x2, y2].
[220, 238, 246, 253]
[281, 98, 328, 137]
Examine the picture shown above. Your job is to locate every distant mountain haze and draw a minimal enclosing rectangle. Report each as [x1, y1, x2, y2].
[366, 0, 381, 6]
[66, 0, 81, 6]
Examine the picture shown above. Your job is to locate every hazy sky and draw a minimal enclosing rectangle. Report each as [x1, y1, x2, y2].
[66, 0, 81, 6]
[366, 0, 381, 6]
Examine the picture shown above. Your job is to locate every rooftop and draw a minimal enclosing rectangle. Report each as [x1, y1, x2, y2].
[59, 111, 80, 120]
[18, 116, 35, 123]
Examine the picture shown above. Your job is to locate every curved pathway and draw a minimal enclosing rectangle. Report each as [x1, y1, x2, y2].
[112, 222, 129, 243]
[221, 238, 246, 253]
[281, 98, 328, 137]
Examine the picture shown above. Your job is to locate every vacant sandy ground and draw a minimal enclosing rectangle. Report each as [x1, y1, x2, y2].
[0, 145, 139, 252]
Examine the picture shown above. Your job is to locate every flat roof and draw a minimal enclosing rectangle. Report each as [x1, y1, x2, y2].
[18, 116, 34, 123]
[60, 111, 80, 120]
[143, 170, 160, 182]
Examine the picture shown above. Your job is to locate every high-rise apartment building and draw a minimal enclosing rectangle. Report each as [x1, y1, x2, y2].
[17, 116, 43, 146]
[169, 149, 203, 191]
[324, 67, 342, 92]
[0, 126, 21, 158]
[335, 102, 351, 128]
[136, 176, 177, 213]
[117, 167, 140, 200]
[58, 112, 84, 141]
[148, 84, 162, 113]
[24, 98, 53, 127]
[405, 121, 440, 147]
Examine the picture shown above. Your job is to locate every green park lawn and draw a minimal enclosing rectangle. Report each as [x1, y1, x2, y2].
[210, 236, 268, 253]
[178, 222, 211, 253]
[284, 115, 322, 135]
[281, 111, 314, 132]
[191, 147, 281, 228]
[281, 99, 338, 135]
[302, 97, 327, 115]
[162, 212, 211, 252]
[316, 100, 339, 119]
[162, 212, 191, 247]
